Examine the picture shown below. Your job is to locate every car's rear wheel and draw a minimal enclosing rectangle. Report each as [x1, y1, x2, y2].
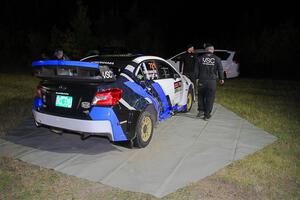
[184, 88, 193, 112]
[134, 110, 154, 148]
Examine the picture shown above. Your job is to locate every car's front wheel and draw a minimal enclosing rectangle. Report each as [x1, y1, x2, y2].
[134, 110, 154, 148]
[183, 88, 193, 112]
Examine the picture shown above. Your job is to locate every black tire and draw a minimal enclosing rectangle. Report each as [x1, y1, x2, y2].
[133, 110, 154, 148]
[183, 88, 193, 112]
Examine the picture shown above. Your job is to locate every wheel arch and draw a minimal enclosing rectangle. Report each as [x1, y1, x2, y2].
[126, 102, 157, 141]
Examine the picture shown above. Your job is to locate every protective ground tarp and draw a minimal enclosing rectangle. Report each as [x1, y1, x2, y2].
[0, 104, 276, 198]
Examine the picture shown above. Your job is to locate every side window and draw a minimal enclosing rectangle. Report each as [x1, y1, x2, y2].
[139, 61, 159, 80]
[156, 60, 179, 79]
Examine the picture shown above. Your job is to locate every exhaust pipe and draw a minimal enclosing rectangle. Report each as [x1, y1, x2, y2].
[34, 120, 41, 128]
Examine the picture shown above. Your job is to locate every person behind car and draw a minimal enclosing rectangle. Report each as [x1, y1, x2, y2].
[194, 43, 224, 120]
[53, 48, 70, 60]
[40, 52, 49, 60]
[179, 44, 196, 81]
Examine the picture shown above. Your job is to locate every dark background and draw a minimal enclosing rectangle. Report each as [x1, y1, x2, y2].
[0, 0, 299, 79]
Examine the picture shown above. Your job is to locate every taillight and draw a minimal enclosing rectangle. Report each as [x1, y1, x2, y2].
[92, 88, 122, 106]
[36, 85, 42, 98]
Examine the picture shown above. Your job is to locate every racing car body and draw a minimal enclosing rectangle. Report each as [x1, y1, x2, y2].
[32, 55, 194, 147]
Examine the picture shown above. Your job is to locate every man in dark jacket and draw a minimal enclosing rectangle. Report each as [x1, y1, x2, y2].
[194, 43, 224, 120]
[179, 44, 196, 80]
[53, 48, 70, 60]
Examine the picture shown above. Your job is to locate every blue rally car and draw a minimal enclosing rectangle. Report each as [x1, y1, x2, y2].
[32, 54, 194, 148]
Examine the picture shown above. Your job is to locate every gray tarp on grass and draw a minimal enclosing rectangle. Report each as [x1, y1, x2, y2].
[0, 104, 276, 198]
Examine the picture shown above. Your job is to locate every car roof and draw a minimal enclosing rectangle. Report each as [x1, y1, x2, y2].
[84, 54, 169, 68]
[93, 54, 139, 68]
[98, 54, 142, 61]
[132, 56, 168, 64]
[169, 49, 235, 60]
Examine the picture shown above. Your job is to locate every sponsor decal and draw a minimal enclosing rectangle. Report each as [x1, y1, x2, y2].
[101, 70, 114, 79]
[99, 61, 114, 65]
[55, 92, 69, 95]
[148, 62, 157, 70]
[145, 62, 158, 80]
[81, 102, 91, 109]
[202, 57, 215, 65]
[174, 81, 182, 93]
[58, 85, 67, 90]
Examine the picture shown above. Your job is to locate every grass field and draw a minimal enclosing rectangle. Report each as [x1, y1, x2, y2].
[0, 74, 299, 199]
[215, 79, 300, 199]
[0, 74, 37, 136]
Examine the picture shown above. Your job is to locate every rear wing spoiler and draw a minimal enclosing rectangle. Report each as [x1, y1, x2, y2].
[32, 60, 116, 82]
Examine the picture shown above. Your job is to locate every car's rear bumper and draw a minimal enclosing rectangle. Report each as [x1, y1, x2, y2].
[32, 109, 113, 140]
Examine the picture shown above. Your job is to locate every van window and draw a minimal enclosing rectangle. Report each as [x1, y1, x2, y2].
[213, 52, 230, 60]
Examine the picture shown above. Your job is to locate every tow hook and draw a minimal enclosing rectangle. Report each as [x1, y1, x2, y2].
[81, 133, 91, 140]
[50, 128, 63, 135]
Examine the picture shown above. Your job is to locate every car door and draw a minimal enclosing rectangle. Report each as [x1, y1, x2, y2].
[154, 60, 183, 106]
[168, 52, 184, 73]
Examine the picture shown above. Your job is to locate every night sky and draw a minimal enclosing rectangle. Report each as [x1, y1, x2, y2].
[0, 0, 299, 78]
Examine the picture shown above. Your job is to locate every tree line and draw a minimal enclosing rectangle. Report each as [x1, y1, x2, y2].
[0, 1, 299, 79]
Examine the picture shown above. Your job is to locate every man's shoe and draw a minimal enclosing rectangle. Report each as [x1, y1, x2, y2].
[196, 111, 204, 118]
[203, 114, 211, 121]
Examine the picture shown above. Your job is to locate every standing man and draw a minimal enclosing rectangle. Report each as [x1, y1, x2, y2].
[53, 48, 70, 60]
[195, 43, 224, 120]
[180, 44, 196, 80]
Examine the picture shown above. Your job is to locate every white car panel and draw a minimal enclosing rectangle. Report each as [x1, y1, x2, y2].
[134, 56, 194, 109]
[168, 49, 240, 78]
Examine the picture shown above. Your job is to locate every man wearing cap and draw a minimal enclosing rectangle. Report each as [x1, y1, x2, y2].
[179, 44, 196, 80]
[194, 43, 224, 120]
[53, 48, 70, 60]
